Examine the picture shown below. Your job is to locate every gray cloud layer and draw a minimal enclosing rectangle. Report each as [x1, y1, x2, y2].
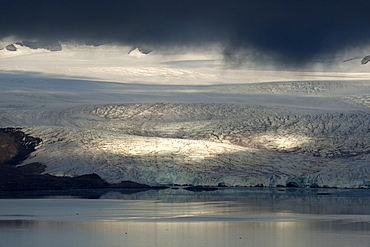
[1, 0, 370, 66]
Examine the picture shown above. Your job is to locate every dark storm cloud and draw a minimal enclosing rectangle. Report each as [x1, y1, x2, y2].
[1, 0, 370, 65]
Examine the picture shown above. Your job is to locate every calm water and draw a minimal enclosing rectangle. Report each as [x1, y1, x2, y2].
[0, 187, 369, 247]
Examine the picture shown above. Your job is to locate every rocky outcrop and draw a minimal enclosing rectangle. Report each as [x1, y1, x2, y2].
[0, 161, 156, 191]
[5, 44, 16, 51]
[0, 128, 41, 166]
[361, 55, 370, 65]
[127, 46, 153, 55]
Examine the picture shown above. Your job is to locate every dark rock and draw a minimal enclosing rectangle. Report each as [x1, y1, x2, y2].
[128, 46, 153, 55]
[108, 180, 150, 188]
[286, 182, 300, 187]
[361, 55, 370, 65]
[286, 177, 305, 188]
[0, 163, 157, 191]
[184, 186, 218, 192]
[217, 182, 227, 187]
[310, 183, 321, 188]
[138, 47, 153, 54]
[0, 167, 107, 191]
[5, 44, 16, 51]
[151, 185, 170, 189]
[0, 128, 42, 166]
[60, 173, 109, 189]
[17, 162, 46, 175]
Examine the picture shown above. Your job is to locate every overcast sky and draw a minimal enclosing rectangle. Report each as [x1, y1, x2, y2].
[1, 0, 370, 66]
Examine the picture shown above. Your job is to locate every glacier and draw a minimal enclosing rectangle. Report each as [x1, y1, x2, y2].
[0, 42, 370, 188]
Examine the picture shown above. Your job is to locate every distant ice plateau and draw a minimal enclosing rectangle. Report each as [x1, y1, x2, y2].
[0, 42, 370, 188]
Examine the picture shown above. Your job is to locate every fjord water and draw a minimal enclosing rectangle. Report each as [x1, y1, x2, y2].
[0, 188, 369, 247]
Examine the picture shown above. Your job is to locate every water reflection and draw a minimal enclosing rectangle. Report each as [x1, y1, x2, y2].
[96, 187, 370, 215]
[1, 218, 369, 247]
[0, 188, 370, 247]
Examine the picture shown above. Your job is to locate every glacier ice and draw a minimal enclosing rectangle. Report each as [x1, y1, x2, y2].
[1, 45, 370, 188]
[6, 101, 367, 188]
